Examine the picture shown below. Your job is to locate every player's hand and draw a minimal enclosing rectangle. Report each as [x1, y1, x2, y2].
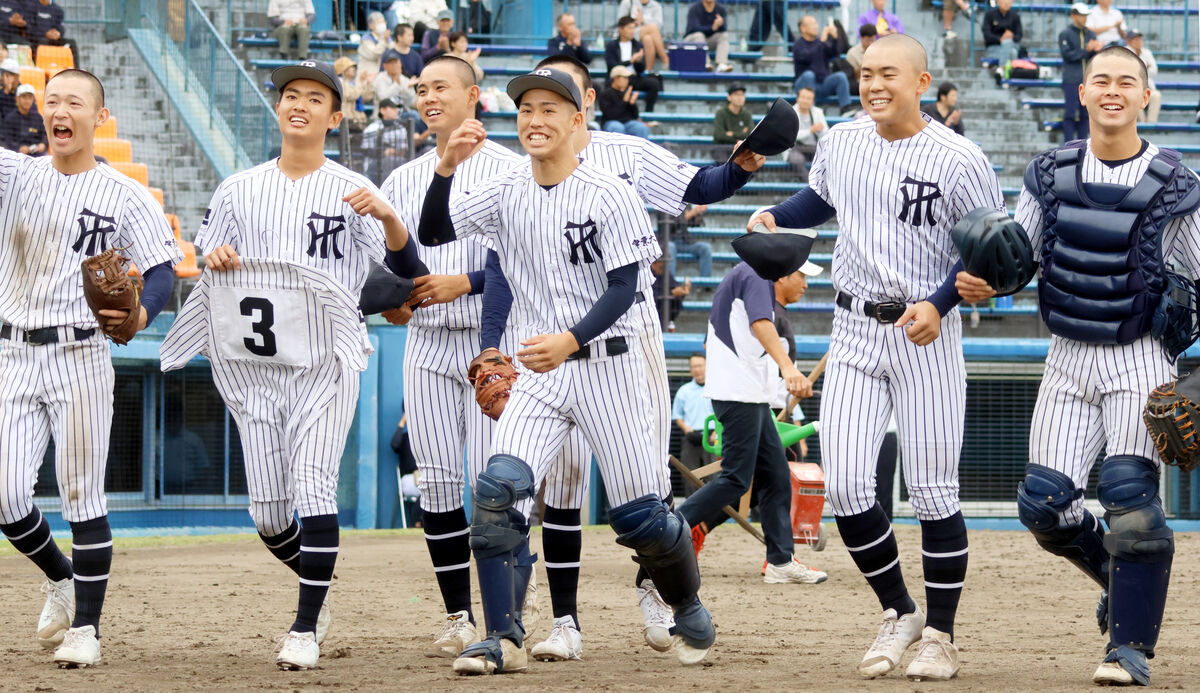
[204, 244, 241, 271]
[98, 305, 148, 333]
[381, 303, 414, 325]
[732, 147, 766, 173]
[518, 332, 580, 372]
[955, 271, 997, 304]
[895, 301, 942, 346]
[781, 363, 813, 398]
[408, 273, 472, 307]
[342, 186, 397, 224]
[746, 210, 776, 233]
[436, 119, 486, 176]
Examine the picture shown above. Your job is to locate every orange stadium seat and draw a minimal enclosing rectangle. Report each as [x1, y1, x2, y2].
[19, 66, 45, 91]
[111, 161, 149, 186]
[93, 138, 132, 163]
[95, 117, 117, 139]
[165, 213, 182, 240]
[148, 187, 164, 208]
[35, 45, 74, 76]
[175, 240, 202, 278]
[35, 89, 43, 113]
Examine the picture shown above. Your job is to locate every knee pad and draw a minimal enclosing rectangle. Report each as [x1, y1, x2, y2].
[249, 500, 294, 536]
[1097, 455, 1159, 515]
[1017, 464, 1082, 532]
[609, 495, 701, 608]
[474, 454, 534, 513]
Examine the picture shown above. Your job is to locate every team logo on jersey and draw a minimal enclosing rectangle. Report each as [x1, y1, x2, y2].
[563, 219, 602, 265]
[306, 212, 346, 259]
[897, 176, 942, 227]
[71, 208, 117, 255]
[617, 173, 633, 186]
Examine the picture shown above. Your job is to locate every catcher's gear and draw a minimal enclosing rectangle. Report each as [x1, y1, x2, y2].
[468, 350, 518, 420]
[1144, 372, 1200, 472]
[950, 207, 1035, 296]
[81, 247, 143, 345]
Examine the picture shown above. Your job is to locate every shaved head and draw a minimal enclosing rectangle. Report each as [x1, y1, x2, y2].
[48, 68, 105, 107]
[423, 55, 477, 87]
[865, 34, 928, 75]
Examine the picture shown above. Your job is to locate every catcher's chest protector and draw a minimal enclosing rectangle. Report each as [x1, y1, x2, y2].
[1026, 141, 1200, 344]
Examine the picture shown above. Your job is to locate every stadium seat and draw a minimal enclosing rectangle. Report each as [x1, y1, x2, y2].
[19, 66, 45, 91]
[111, 161, 149, 186]
[95, 116, 118, 139]
[35, 45, 74, 76]
[165, 213, 182, 240]
[93, 138, 132, 163]
[175, 240, 203, 278]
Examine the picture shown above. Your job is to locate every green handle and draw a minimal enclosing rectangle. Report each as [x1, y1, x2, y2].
[702, 414, 723, 455]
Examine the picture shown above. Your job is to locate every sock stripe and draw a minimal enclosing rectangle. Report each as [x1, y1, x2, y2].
[542, 522, 582, 531]
[299, 577, 332, 587]
[299, 545, 339, 553]
[8, 521, 42, 543]
[262, 525, 300, 549]
[922, 547, 968, 558]
[925, 580, 965, 589]
[72, 541, 113, 551]
[282, 551, 300, 563]
[425, 527, 470, 540]
[25, 533, 54, 556]
[543, 560, 581, 569]
[74, 572, 109, 582]
[433, 561, 471, 573]
[862, 556, 900, 578]
[846, 527, 894, 553]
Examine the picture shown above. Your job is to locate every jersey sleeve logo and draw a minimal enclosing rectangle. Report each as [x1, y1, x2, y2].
[897, 176, 943, 227]
[71, 208, 117, 255]
[563, 219, 602, 265]
[306, 212, 346, 260]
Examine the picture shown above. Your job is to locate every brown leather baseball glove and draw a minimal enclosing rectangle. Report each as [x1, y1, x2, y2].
[81, 247, 143, 345]
[1144, 371, 1200, 473]
[468, 349, 518, 421]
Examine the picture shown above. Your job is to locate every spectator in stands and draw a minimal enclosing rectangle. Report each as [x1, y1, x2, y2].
[356, 11, 390, 80]
[2, 84, 45, 155]
[617, 0, 668, 74]
[664, 204, 712, 278]
[684, 0, 733, 73]
[394, 0, 448, 46]
[651, 253, 689, 330]
[605, 16, 661, 112]
[846, 23, 876, 82]
[713, 83, 752, 144]
[792, 15, 853, 115]
[747, 0, 792, 51]
[446, 32, 484, 82]
[982, 0, 1022, 68]
[857, 0, 903, 36]
[1086, 0, 1125, 48]
[599, 65, 651, 139]
[362, 95, 410, 184]
[1125, 30, 1160, 123]
[334, 56, 370, 132]
[787, 86, 827, 180]
[420, 9, 455, 61]
[940, 0, 971, 40]
[267, 0, 314, 61]
[673, 353, 717, 496]
[0, 59, 18, 120]
[459, 0, 492, 44]
[1060, 3, 1101, 143]
[921, 81, 964, 135]
[0, 2, 28, 45]
[546, 13, 592, 64]
[391, 23, 424, 78]
[373, 49, 417, 115]
[27, 0, 78, 67]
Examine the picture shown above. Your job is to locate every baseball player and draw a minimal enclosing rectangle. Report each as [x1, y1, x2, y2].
[958, 46, 1200, 686]
[748, 35, 1004, 681]
[377, 55, 526, 659]
[419, 68, 715, 675]
[182, 60, 418, 670]
[480, 54, 767, 660]
[0, 69, 182, 668]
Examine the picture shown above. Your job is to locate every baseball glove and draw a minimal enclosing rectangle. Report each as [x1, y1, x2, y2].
[81, 247, 143, 345]
[1144, 371, 1200, 473]
[468, 350, 518, 421]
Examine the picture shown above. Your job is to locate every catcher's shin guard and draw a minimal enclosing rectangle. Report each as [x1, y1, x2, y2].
[512, 538, 536, 633]
[1098, 456, 1173, 658]
[469, 455, 535, 646]
[1017, 464, 1109, 587]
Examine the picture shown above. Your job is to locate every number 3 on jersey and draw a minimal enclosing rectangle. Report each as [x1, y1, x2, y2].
[212, 286, 312, 367]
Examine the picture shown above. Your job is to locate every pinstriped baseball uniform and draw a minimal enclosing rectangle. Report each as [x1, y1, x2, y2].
[810, 115, 1004, 521]
[0, 158, 182, 524]
[450, 159, 662, 507]
[380, 140, 523, 514]
[1018, 141, 1200, 526]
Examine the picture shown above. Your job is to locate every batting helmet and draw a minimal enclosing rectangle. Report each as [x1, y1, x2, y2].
[950, 208, 1036, 296]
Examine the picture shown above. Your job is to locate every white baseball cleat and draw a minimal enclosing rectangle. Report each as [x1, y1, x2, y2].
[315, 600, 331, 645]
[1093, 660, 1135, 686]
[905, 627, 960, 681]
[523, 577, 540, 629]
[636, 580, 675, 652]
[37, 577, 75, 650]
[276, 630, 320, 670]
[763, 557, 828, 584]
[53, 625, 100, 668]
[672, 634, 711, 666]
[429, 610, 480, 658]
[530, 615, 583, 661]
[859, 607, 925, 679]
[452, 637, 528, 675]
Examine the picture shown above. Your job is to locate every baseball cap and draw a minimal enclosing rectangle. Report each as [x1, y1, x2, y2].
[507, 68, 583, 111]
[732, 228, 818, 282]
[748, 207, 822, 277]
[1125, 28, 1142, 39]
[436, 9, 454, 21]
[381, 48, 402, 63]
[1069, 3, 1091, 15]
[0, 59, 18, 75]
[727, 83, 746, 95]
[271, 59, 343, 102]
[609, 64, 635, 80]
[379, 95, 404, 109]
[15, 84, 34, 97]
[730, 97, 800, 161]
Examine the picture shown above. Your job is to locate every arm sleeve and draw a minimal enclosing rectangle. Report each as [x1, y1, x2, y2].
[685, 5, 702, 35]
[683, 161, 752, 205]
[417, 172, 457, 246]
[605, 41, 619, 70]
[384, 243, 429, 278]
[1060, 32, 1087, 62]
[479, 250, 512, 351]
[767, 186, 837, 228]
[891, 14, 905, 34]
[672, 388, 686, 420]
[925, 259, 964, 317]
[467, 270, 485, 295]
[139, 262, 174, 324]
[566, 262, 638, 347]
[576, 43, 593, 64]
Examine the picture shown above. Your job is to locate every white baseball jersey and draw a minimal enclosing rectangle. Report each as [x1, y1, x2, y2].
[1018, 140, 1200, 526]
[0, 158, 183, 330]
[195, 158, 391, 297]
[581, 130, 697, 218]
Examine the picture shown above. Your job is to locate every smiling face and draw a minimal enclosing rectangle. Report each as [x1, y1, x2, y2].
[43, 71, 108, 159]
[415, 58, 479, 134]
[516, 87, 582, 159]
[450, 35, 468, 52]
[858, 35, 931, 129]
[1081, 50, 1150, 134]
[275, 78, 342, 140]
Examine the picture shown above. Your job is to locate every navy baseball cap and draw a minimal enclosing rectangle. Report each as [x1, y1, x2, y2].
[732, 228, 817, 281]
[379, 95, 404, 109]
[271, 59, 343, 102]
[381, 48, 402, 63]
[507, 68, 583, 111]
[730, 97, 800, 161]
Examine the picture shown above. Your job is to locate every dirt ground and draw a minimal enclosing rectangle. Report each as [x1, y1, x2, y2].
[0, 525, 1197, 692]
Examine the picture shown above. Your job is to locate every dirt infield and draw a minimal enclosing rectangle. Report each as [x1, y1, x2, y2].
[0, 525, 1196, 691]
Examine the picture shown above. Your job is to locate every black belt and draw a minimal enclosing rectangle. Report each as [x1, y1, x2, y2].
[568, 336, 629, 361]
[0, 324, 96, 346]
[835, 292, 908, 324]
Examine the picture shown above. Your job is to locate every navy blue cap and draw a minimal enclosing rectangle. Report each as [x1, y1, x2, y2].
[506, 67, 583, 111]
[271, 59, 343, 102]
[381, 48, 402, 63]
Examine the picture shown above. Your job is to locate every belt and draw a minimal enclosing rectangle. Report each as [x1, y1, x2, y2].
[568, 336, 629, 361]
[0, 324, 97, 346]
[634, 292, 647, 304]
[835, 292, 908, 324]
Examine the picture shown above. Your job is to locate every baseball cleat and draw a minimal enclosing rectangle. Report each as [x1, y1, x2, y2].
[428, 610, 479, 658]
[276, 630, 320, 670]
[37, 577, 75, 650]
[636, 579, 675, 652]
[905, 627, 959, 681]
[453, 636, 528, 675]
[672, 600, 715, 666]
[1093, 646, 1150, 686]
[523, 576, 540, 629]
[315, 600, 331, 646]
[763, 557, 828, 584]
[530, 615, 582, 661]
[859, 607, 925, 679]
[1093, 661, 1135, 686]
[53, 625, 100, 668]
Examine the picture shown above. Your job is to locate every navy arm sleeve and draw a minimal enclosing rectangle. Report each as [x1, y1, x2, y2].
[417, 172, 456, 246]
[682, 161, 753, 204]
[480, 250, 513, 351]
[384, 242, 430, 278]
[925, 259, 964, 317]
[767, 186, 837, 228]
[467, 270, 485, 295]
[139, 262, 174, 325]
[567, 262, 638, 348]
